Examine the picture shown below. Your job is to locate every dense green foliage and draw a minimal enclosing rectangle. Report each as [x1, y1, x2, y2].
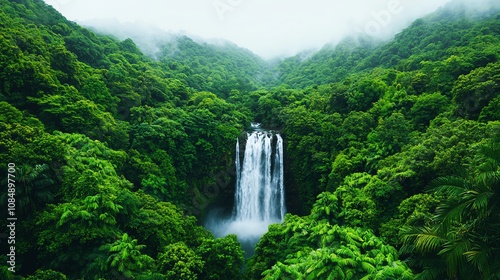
[1, 0, 500, 279]
[247, 197, 414, 279]
[0, 0, 247, 278]
[156, 36, 273, 97]
[401, 143, 500, 279]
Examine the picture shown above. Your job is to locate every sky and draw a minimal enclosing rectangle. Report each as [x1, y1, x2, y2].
[43, 0, 453, 59]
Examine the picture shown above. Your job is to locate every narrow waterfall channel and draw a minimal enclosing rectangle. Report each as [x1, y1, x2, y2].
[205, 125, 285, 256]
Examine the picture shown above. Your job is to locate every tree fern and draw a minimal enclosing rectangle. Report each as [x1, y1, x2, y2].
[361, 261, 377, 274]
[102, 233, 153, 279]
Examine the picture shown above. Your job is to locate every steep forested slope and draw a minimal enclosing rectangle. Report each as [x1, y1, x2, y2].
[156, 36, 273, 97]
[267, 2, 500, 214]
[1, 0, 500, 279]
[0, 0, 249, 278]
[244, 1, 500, 279]
[273, 0, 500, 89]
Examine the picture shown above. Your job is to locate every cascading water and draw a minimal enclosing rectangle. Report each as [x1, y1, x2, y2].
[234, 131, 285, 224]
[204, 126, 285, 256]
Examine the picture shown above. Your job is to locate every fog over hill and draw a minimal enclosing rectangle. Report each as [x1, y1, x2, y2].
[44, 0, 460, 59]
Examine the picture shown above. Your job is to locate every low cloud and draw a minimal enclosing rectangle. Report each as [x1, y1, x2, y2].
[44, 0, 496, 59]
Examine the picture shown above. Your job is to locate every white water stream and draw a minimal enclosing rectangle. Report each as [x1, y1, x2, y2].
[234, 132, 285, 224]
[205, 128, 285, 255]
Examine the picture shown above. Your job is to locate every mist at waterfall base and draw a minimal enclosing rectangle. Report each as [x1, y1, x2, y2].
[204, 125, 285, 257]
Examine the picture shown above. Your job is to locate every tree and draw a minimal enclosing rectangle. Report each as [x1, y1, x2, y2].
[157, 242, 203, 280]
[124, 191, 210, 257]
[80, 73, 119, 114]
[323, 173, 405, 231]
[337, 111, 376, 149]
[410, 92, 450, 127]
[402, 143, 500, 280]
[197, 235, 244, 280]
[366, 112, 413, 168]
[479, 94, 500, 122]
[452, 61, 500, 119]
[25, 269, 67, 280]
[380, 193, 440, 246]
[64, 29, 105, 67]
[377, 117, 489, 195]
[101, 233, 154, 279]
[348, 79, 388, 111]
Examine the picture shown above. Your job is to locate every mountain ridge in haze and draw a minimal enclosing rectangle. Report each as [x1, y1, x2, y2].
[78, 0, 500, 91]
[273, 0, 500, 88]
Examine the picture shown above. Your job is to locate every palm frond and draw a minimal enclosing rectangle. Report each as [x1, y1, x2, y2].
[414, 267, 447, 280]
[470, 189, 493, 216]
[435, 199, 467, 232]
[476, 168, 500, 187]
[439, 237, 472, 279]
[402, 225, 446, 253]
[476, 143, 500, 185]
[464, 245, 491, 276]
[477, 143, 500, 166]
[431, 176, 468, 197]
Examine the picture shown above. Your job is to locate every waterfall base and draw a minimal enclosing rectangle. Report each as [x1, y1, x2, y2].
[204, 208, 280, 257]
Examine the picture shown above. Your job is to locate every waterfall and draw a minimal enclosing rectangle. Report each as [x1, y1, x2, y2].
[275, 134, 285, 220]
[233, 131, 285, 224]
[204, 129, 285, 256]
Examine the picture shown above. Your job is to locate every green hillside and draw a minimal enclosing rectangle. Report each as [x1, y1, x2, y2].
[156, 35, 273, 97]
[274, 0, 500, 89]
[1, 0, 500, 279]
